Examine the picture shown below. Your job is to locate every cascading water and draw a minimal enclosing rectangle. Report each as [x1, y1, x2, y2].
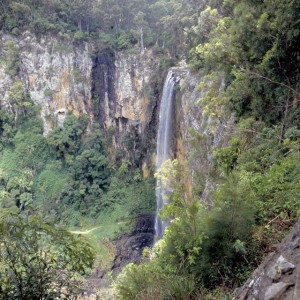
[155, 71, 175, 241]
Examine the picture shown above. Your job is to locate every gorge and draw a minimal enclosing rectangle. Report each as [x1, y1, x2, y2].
[0, 1, 300, 299]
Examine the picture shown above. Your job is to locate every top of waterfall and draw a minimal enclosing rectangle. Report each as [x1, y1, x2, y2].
[168, 63, 189, 83]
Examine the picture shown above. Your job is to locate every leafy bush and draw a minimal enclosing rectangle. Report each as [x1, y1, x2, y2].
[115, 262, 196, 300]
[0, 211, 94, 299]
[0, 109, 16, 149]
[74, 30, 86, 41]
[3, 39, 20, 76]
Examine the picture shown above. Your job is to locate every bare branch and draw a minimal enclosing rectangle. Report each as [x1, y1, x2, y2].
[239, 67, 300, 97]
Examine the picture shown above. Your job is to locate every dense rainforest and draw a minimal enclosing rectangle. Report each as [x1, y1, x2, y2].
[0, 0, 300, 299]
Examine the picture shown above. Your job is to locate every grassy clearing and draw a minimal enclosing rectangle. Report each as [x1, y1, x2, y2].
[69, 205, 134, 268]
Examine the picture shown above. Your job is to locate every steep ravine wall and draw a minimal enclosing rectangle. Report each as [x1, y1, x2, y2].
[91, 50, 161, 163]
[0, 32, 93, 134]
[175, 70, 300, 300]
[0, 32, 161, 163]
[174, 67, 234, 203]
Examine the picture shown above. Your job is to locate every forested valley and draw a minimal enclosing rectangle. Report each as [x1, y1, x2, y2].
[0, 0, 300, 299]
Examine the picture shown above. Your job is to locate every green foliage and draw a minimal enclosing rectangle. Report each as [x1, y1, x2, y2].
[116, 30, 137, 51]
[0, 211, 94, 299]
[196, 72, 230, 119]
[94, 174, 155, 218]
[47, 114, 88, 161]
[118, 159, 131, 175]
[35, 163, 69, 202]
[0, 101, 154, 233]
[6, 81, 36, 122]
[73, 30, 86, 41]
[0, 0, 203, 57]
[0, 109, 16, 150]
[115, 191, 240, 298]
[97, 32, 116, 49]
[192, 0, 300, 126]
[69, 148, 110, 212]
[0, 108, 52, 210]
[3, 39, 20, 76]
[0, 102, 145, 275]
[155, 161, 255, 287]
[199, 174, 256, 286]
[115, 262, 197, 300]
[116, 126, 300, 298]
[213, 138, 241, 173]
[13, 122, 49, 172]
[247, 153, 300, 221]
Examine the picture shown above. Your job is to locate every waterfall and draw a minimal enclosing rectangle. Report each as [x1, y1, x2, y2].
[155, 71, 175, 240]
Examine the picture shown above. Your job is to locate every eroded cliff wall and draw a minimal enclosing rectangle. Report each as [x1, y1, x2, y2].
[91, 50, 161, 163]
[0, 30, 233, 198]
[236, 220, 300, 300]
[0, 32, 92, 134]
[0, 32, 161, 165]
[174, 67, 234, 202]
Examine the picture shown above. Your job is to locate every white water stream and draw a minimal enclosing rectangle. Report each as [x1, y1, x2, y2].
[154, 71, 175, 240]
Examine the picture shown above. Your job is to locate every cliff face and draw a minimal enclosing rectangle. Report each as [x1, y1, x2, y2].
[174, 67, 234, 202]
[1, 31, 227, 187]
[0, 29, 235, 206]
[0, 32, 160, 158]
[0, 32, 93, 134]
[92, 50, 160, 158]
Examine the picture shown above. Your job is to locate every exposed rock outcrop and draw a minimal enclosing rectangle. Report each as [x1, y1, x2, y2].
[0, 32, 160, 158]
[236, 219, 300, 300]
[91, 49, 161, 156]
[79, 214, 154, 299]
[0, 32, 92, 134]
[175, 68, 234, 202]
[92, 51, 116, 129]
[111, 214, 154, 277]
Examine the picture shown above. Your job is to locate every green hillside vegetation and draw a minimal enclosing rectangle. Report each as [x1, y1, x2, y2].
[0, 96, 155, 295]
[114, 0, 300, 299]
[0, 104, 155, 214]
[0, 95, 155, 264]
[0, 0, 199, 56]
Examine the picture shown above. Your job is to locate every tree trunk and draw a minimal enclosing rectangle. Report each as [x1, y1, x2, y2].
[279, 98, 289, 142]
[140, 26, 144, 55]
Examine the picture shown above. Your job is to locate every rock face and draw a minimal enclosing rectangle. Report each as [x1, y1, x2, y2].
[91, 50, 161, 154]
[0, 32, 93, 135]
[235, 219, 300, 300]
[2, 31, 229, 177]
[111, 214, 155, 277]
[0, 32, 160, 157]
[114, 51, 159, 132]
[91, 51, 116, 129]
[175, 68, 234, 202]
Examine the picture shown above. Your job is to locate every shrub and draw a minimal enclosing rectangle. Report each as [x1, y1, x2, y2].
[0, 211, 94, 299]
